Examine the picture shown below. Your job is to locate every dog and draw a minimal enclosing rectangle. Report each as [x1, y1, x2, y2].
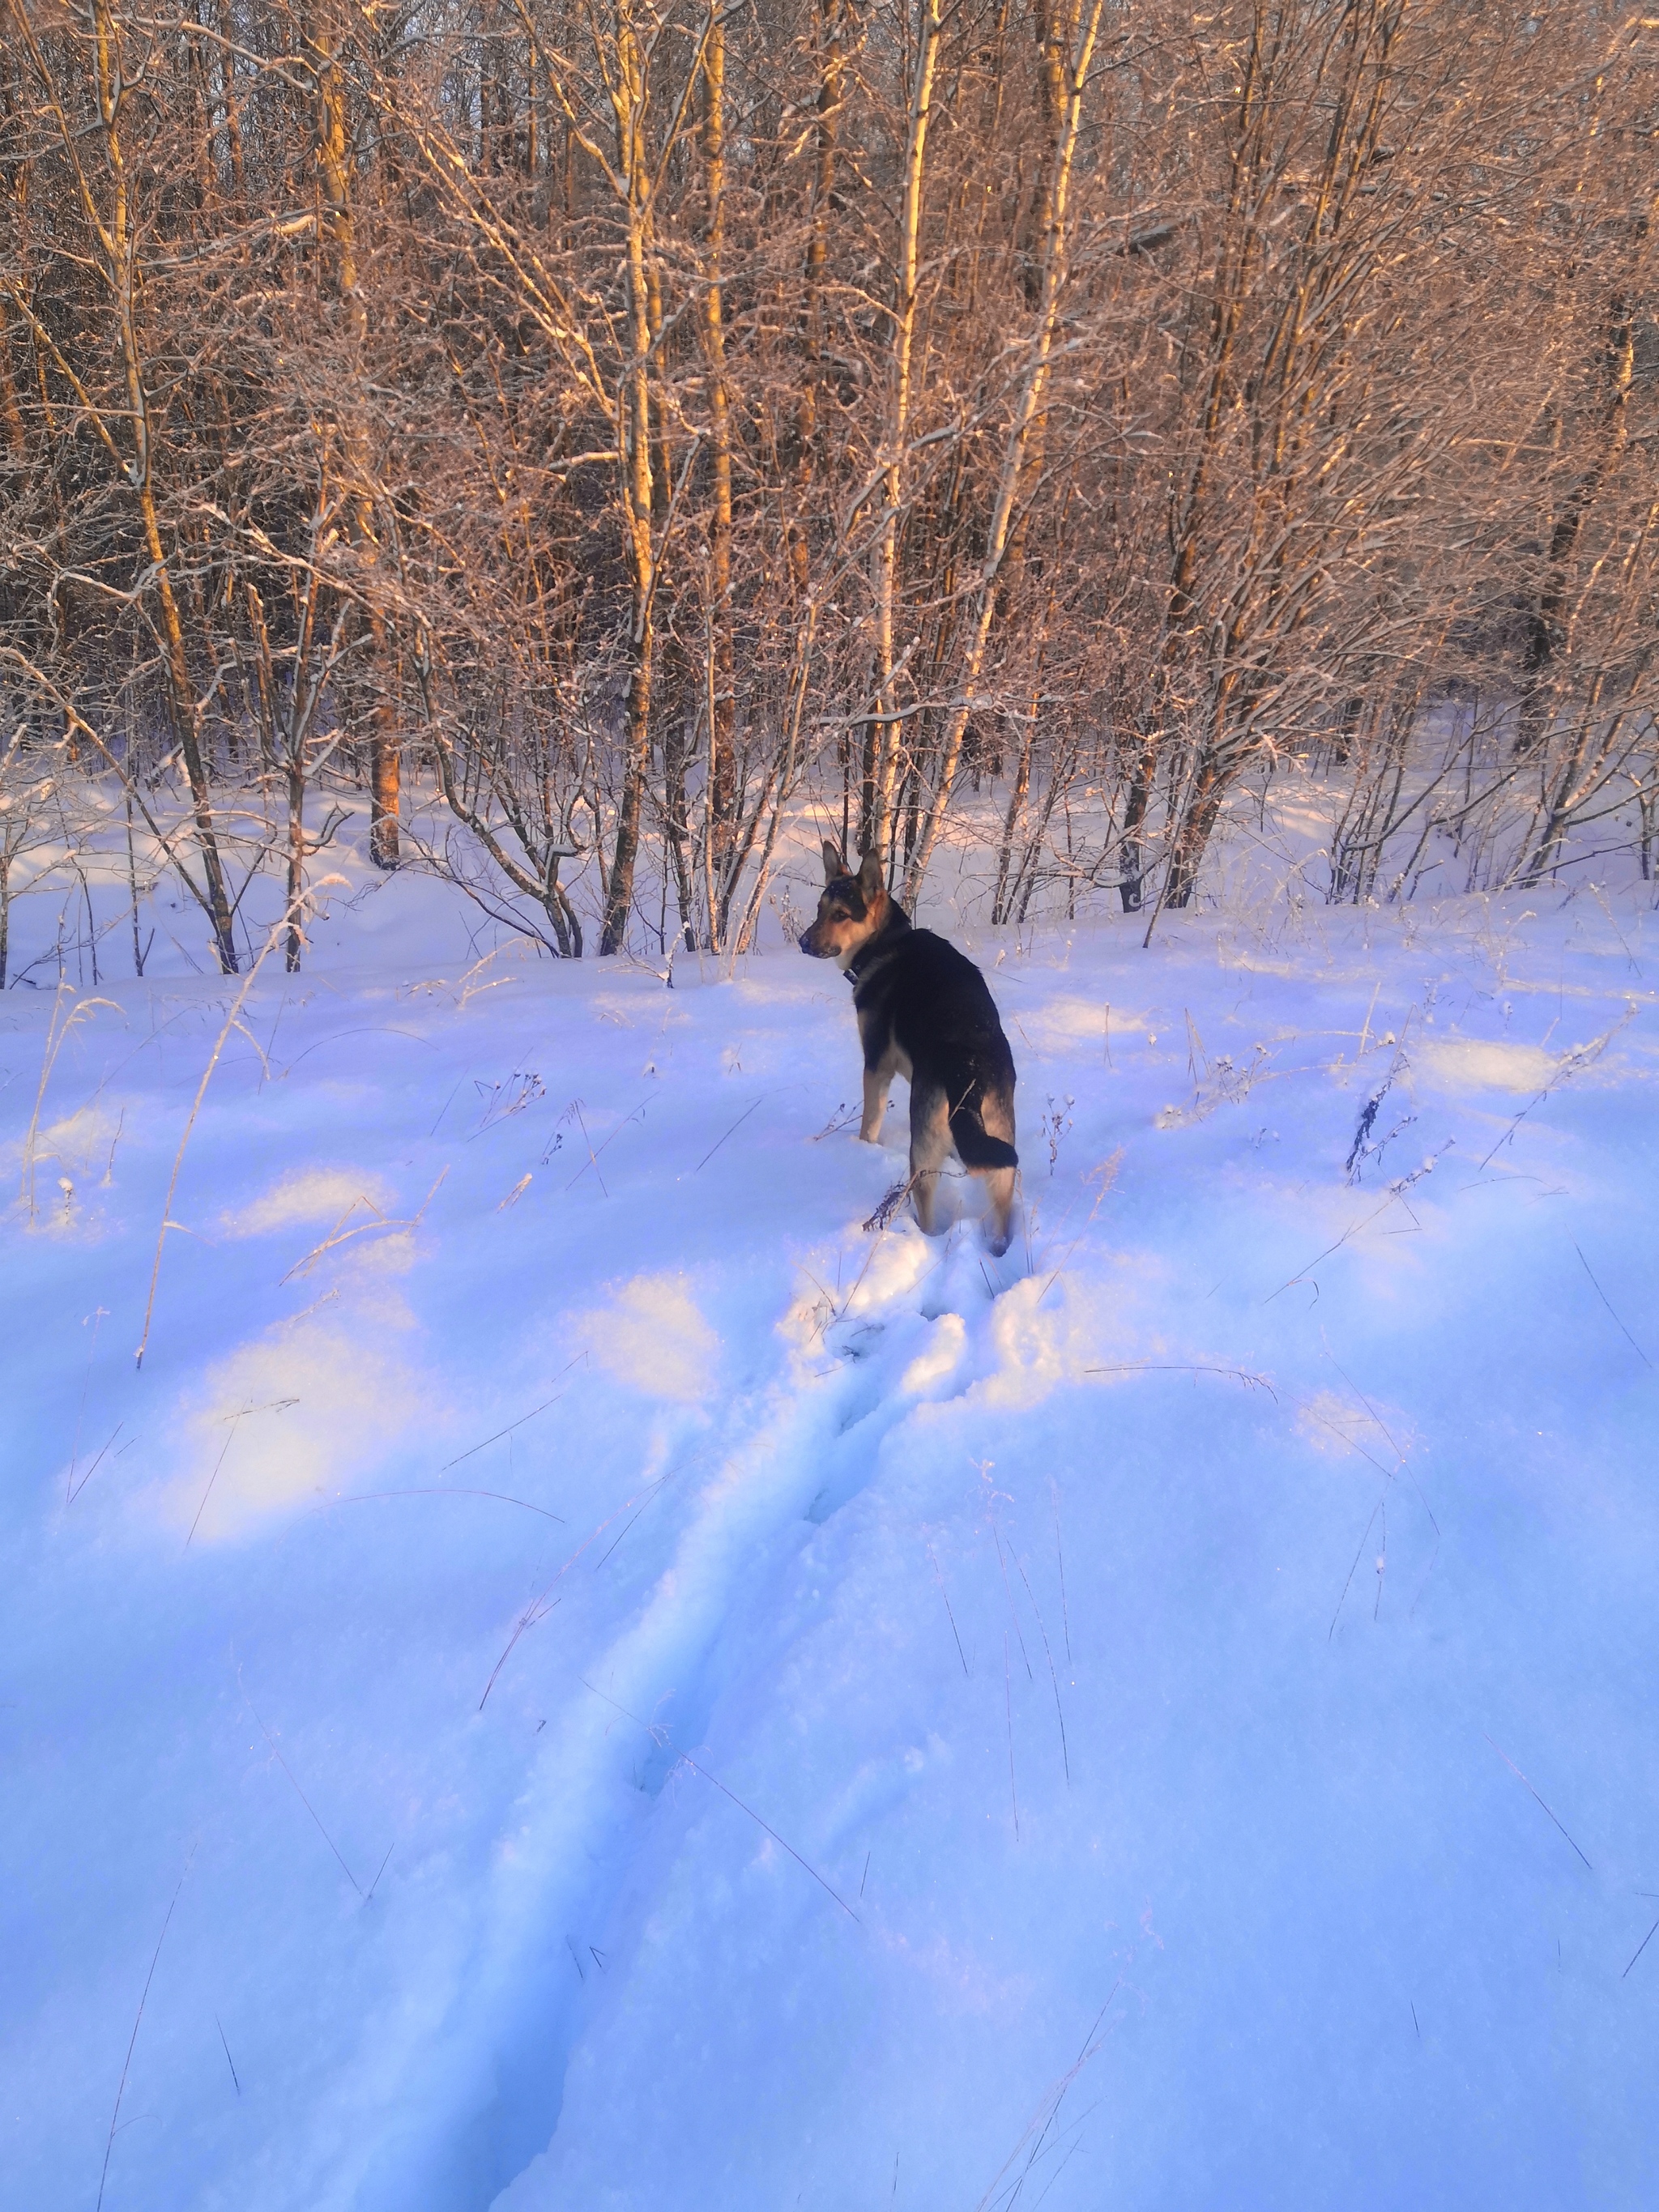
[800, 846, 1019, 1255]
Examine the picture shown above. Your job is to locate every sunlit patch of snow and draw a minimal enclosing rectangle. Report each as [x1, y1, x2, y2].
[1014, 992, 1148, 1057]
[900, 1312, 966, 1396]
[1295, 1387, 1417, 1467]
[1411, 1038, 1565, 1093]
[160, 1281, 428, 1542]
[579, 1272, 721, 1401]
[5, 1104, 124, 1240]
[978, 1273, 1105, 1409]
[839, 1223, 936, 1316]
[220, 1163, 395, 1237]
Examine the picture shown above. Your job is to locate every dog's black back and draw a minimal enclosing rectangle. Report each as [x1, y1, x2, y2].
[848, 910, 1018, 1171]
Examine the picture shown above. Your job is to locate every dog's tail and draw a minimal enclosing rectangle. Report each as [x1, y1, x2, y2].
[950, 1105, 1018, 1171]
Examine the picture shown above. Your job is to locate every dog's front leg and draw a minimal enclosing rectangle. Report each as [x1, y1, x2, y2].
[860, 1063, 892, 1142]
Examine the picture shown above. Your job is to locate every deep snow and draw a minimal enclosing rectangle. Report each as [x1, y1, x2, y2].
[4, 846, 1659, 2211]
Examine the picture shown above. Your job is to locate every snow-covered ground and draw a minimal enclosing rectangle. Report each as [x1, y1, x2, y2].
[5, 844, 1659, 2211]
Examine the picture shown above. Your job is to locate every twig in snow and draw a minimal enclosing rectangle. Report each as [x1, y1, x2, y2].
[96, 1859, 192, 2212]
[475, 1464, 680, 1707]
[928, 1545, 970, 1676]
[1013, 1548, 1071, 1786]
[338, 1487, 565, 1524]
[1031, 1149, 1121, 1310]
[278, 1025, 436, 1080]
[1573, 1242, 1653, 1368]
[579, 1678, 861, 1924]
[1484, 1733, 1593, 1872]
[972, 1983, 1120, 2212]
[811, 1101, 858, 1140]
[863, 1172, 919, 1234]
[1622, 1918, 1659, 1980]
[1051, 1482, 1072, 1665]
[245, 1690, 362, 1894]
[1004, 1634, 1020, 1843]
[598, 1485, 667, 1567]
[187, 1427, 239, 1549]
[1030, 2135, 1088, 2208]
[1358, 979, 1382, 1058]
[364, 1843, 394, 1905]
[478, 1591, 563, 1711]
[993, 1526, 1034, 1681]
[136, 888, 320, 1366]
[214, 2013, 241, 2095]
[101, 1105, 125, 1184]
[569, 1102, 608, 1196]
[67, 1420, 124, 1507]
[1317, 1341, 1441, 1617]
[692, 1093, 763, 1174]
[441, 1362, 585, 1468]
[1266, 1145, 1452, 1305]
[21, 985, 122, 1221]
[427, 1076, 465, 1137]
[66, 1306, 108, 1504]
[1345, 1056, 1414, 1183]
[1476, 1009, 1635, 1173]
[186, 1398, 299, 1546]
[1086, 1361, 1277, 1400]
[564, 1091, 652, 1190]
[278, 1170, 448, 1283]
[1328, 1499, 1382, 1642]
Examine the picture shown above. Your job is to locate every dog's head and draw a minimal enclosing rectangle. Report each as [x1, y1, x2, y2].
[799, 845, 888, 962]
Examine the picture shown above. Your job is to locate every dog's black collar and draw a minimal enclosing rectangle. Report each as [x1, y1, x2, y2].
[843, 916, 909, 987]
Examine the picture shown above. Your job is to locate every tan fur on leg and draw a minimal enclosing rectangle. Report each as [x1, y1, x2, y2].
[982, 1166, 1016, 1256]
[860, 1063, 893, 1143]
[909, 1089, 953, 1235]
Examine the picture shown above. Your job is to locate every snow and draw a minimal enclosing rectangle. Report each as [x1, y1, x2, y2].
[5, 838, 1659, 2210]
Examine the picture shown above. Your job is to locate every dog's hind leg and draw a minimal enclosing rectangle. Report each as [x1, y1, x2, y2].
[909, 1083, 953, 1235]
[980, 1166, 1017, 1257]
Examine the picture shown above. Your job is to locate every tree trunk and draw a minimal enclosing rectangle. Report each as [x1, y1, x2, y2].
[702, 12, 736, 895]
[599, 1, 656, 956]
[902, 0, 1106, 905]
[307, 0, 402, 867]
[1514, 296, 1636, 759]
[868, 0, 942, 863]
[88, 1, 240, 972]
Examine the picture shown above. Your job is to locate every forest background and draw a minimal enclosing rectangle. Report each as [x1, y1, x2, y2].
[5, 0, 1659, 984]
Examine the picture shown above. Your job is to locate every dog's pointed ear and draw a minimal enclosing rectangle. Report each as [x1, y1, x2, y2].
[821, 839, 845, 884]
[857, 850, 884, 900]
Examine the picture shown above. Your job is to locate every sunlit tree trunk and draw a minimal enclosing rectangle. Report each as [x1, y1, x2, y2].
[903, 0, 1106, 905]
[866, 0, 941, 863]
[599, 0, 658, 954]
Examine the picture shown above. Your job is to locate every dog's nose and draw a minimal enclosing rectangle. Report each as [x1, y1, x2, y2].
[798, 929, 814, 954]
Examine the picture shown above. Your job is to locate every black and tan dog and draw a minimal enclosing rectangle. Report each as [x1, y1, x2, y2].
[800, 846, 1019, 1255]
